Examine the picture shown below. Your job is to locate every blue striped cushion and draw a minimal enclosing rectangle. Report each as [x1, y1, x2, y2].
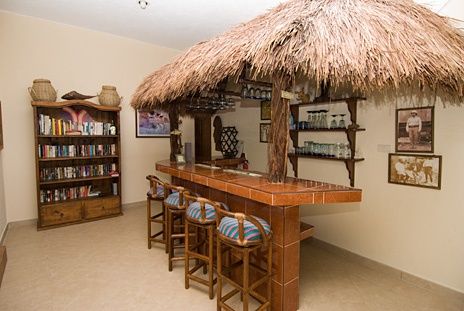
[164, 192, 181, 207]
[218, 216, 271, 241]
[186, 202, 217, 221]
[148, 185, 165, 198]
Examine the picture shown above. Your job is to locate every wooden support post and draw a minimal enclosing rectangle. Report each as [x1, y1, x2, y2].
[169, 103, 181, 161]
[268, 74, 291, 183]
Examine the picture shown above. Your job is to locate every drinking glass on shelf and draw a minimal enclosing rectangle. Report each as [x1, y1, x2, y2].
[330, 114, 338, 129]
[266, 90, 272, 100]
[336, 143, 344, 158]
[328, 144, 336, 157]
[338, 114, 346, 129]
[320, 110, 328, 129]
[255, 88, 261, 99]
[241, 86, 249, 99]
[249, 87, 255, 99]
[344, 143, 351, 159]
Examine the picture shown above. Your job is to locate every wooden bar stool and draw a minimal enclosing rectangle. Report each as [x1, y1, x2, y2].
[216, 209, 272, 311]
[184, 193, 226, 299]
[164, 183, 192, 271]
[146, 175, 167, 250]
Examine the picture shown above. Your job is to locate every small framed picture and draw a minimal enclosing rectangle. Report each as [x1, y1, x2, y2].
[395, 107, 434, 153]
[260, 101, 271, 120]
[388, 153, 442, 190]
[136, 109, 170, 137]
[175, 154, 186, 164]
[260, 123, 271, 143]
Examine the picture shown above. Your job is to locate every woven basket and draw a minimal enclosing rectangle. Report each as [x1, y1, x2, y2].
[98, 85, 121, 107]
[28, 79, 57, 101]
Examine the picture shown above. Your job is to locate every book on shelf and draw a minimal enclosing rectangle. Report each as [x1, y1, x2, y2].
[38, 112, 115, 136]
[40, 163, 117, 181]
[38, 144, 116, 158]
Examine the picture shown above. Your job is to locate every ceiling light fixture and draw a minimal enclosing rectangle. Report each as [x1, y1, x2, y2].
[138, 0, 149, 9]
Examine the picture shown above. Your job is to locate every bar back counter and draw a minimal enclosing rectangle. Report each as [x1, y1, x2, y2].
[156, 160, 362, 311]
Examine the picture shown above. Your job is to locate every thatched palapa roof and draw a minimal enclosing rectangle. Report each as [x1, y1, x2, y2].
[131, 0, 464, 110]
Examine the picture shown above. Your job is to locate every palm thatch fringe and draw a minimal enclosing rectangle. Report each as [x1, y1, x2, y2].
[131, 0, 464, 110]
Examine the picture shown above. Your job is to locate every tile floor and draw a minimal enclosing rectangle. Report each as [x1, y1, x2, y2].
[0, 203, 462, 311]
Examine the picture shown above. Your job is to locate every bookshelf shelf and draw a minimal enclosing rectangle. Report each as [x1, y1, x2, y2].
[38, 135, 119, 138]
[39, 155, 119, 162]
[32, 100, 122, 230]
[40, 175, 119, 185]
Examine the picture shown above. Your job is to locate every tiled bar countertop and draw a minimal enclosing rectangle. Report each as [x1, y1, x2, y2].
[156, 160, 362, 206]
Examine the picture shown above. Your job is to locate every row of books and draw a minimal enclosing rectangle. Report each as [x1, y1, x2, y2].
[40, 163, 118, 181]
[38, 144, 117, 158]
[39, 186, 101, 204]
[38, 113, 115, 136]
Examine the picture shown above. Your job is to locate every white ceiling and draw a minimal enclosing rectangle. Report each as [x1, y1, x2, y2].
[0, 0, 453, 51]
[0, 0, 284, 50]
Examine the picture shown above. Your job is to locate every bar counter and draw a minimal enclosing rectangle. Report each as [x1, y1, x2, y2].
[156, 160, 362, 311]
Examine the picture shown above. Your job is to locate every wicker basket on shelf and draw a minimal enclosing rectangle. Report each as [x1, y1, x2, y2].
[28, 79, 57, 102]
[98, 85, 121, 107]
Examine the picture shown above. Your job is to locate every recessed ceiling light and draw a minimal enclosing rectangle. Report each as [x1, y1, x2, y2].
[138, 0, 149, 10]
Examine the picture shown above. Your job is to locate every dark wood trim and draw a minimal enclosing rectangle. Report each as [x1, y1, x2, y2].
[32, 100, 121, 111]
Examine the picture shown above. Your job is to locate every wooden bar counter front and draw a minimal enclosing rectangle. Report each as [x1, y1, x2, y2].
[156, 160, 362, 311]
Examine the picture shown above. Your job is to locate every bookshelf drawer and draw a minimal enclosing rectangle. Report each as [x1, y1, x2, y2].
[40, 202, 83, 226]
[84, 196, 120, 219]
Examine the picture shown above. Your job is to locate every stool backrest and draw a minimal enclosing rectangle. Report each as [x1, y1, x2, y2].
[163, 183, 187, 207]
[184, 193, 221, 224]
[216, 208, 272, 247]
[146, 175, 165, 198]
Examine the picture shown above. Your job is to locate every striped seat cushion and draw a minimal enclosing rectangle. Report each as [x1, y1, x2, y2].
[218, 216, 271, 241]
[147, 185, 165, 198]
[186, 201, 230, 221]
[186, 202, 216, 221]
[164, 192, 181, 207]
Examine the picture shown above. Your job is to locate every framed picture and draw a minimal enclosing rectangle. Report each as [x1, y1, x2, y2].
[388, 153, 442, 189]
[395, 107, 434, 153]
[136, 109, 170, 137]
[0, 102, 3, 150]
[260, 123, 271, 143]
[260, 101, 271, 120]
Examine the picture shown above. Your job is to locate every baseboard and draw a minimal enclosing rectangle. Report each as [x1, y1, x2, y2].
[0, 223, 8, 245]
[0, 246, 6, 287]
[307, 238, 464, 301]
[121, 200, 145, 209]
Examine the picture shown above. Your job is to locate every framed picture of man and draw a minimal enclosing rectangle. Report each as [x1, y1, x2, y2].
[395, 107, 434, 153]
[260, 123, 271, 143]
[388, 153, 442, 190]
[136, 109, 170, 137]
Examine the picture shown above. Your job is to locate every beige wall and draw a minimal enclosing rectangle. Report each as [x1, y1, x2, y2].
[0, 152, 6, 240]
[0, 11, 193, 222]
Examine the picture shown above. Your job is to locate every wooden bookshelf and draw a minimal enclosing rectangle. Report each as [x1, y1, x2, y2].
[32, 100, 122, 230]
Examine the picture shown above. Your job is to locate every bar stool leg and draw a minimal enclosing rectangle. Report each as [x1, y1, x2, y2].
[243, 248, 250, 311]
[168, 208, 174, 271]
[163, 202, 168, 253]
[208, 225, 214, 299]
[147, 198, 152, 249]
[267, 243, 272, 309]
[185, 220, 190, 289]
[216, 237, 222, 311]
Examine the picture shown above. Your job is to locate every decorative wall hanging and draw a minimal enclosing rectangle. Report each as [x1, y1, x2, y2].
[388, 153, 442, 189]
[395, 107, 434, 153]
[260, 101, 271, 120]
[260, 123, 271, 143]
[136, 109, 170, 137]
[213, 116, 223, 152]
[220, 126, 239, 158]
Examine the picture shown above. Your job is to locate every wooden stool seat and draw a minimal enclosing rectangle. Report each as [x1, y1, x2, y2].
[146, 175, 167, 250]
[216, 210, 272, 311]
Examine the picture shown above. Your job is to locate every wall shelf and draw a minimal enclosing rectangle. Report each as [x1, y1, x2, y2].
[289, 96, 366, 187]
[38, 155, 119, 162]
